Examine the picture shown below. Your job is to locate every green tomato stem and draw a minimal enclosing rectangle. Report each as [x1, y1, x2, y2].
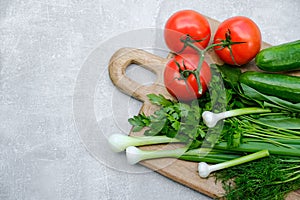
[182, 40, 225, 95]
[183, 41, 205, 95]
[180, 36, 244, 96]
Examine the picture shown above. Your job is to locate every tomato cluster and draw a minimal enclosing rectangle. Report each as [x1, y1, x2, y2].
[164, 54, 211, 101]
[163, 10, 261, 101]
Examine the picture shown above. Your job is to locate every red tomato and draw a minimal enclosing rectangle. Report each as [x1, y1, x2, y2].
[213, 16, 261, 65]
[164, 10, 211, 53]
[164, 54, 211, 101]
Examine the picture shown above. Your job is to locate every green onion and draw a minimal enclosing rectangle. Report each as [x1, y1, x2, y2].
[125, 146, 240, 165]
[108, 134, 180, 152]
[198, 150, 270, 178]
[214, 141, 300, 157]
[126, 146, 187, 165]
[202, 107, 271, 128]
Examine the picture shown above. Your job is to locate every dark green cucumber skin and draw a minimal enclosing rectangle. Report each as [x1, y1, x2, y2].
[239, 71, 300, 103]
[255, 40, 300, 72]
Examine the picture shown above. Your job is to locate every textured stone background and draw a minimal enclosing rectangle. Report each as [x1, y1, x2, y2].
[0, 0, 299, 200]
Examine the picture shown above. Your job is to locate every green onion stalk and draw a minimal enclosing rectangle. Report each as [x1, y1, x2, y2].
[108, 134, 300, 164]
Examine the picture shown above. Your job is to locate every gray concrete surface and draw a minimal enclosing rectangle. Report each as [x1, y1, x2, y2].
[1, 0, 299, 200]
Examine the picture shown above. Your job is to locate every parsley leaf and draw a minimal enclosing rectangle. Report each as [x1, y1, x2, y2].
[147, 94, 173, 107]
[128, 113, 150, 132]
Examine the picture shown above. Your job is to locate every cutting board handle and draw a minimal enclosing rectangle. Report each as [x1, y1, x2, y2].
[109, 47, 171, 102]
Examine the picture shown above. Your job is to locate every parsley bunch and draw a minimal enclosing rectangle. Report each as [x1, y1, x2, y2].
[128, 64, 227, 148]
[129, 93, 208, 148]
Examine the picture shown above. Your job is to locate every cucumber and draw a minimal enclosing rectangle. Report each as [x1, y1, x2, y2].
[239, 71, 300, 103]
[255, 40, 300, 72]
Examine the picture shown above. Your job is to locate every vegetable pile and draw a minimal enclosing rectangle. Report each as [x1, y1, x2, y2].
[108, 10, 300, 200]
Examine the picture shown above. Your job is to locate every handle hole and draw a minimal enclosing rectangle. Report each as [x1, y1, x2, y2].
[126, 64, 157, 86]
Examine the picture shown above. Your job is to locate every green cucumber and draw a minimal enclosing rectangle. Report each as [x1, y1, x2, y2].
[239, 71, 300, 103]
[255, 40, 300, 72]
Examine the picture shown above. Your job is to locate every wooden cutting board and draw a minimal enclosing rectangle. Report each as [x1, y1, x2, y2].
[108, 16, 300, 199]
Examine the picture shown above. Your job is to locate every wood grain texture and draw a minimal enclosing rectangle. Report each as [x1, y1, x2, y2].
[108, 16, 300, 199]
